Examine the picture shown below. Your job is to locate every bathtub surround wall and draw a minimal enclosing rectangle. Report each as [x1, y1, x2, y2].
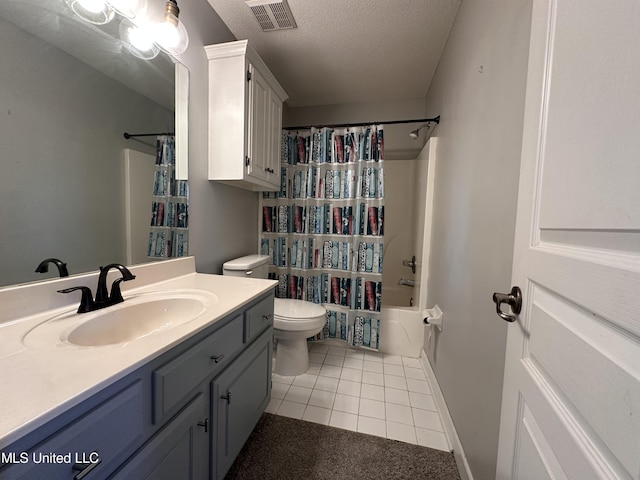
[381, 160, 417, 307]
[422, 0, 533, 479]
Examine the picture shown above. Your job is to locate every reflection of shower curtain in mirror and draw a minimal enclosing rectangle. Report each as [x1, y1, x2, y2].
[148, 135, 189, 258]
[260, 125, 384, 350]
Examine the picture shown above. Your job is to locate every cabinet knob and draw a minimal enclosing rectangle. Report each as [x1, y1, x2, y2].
[210, 354, 224, 363]
[262, 313, 273, 322]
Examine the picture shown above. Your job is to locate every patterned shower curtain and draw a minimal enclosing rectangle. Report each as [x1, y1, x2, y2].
[148, 135, 189, 258]
[260, 125, 384, 350]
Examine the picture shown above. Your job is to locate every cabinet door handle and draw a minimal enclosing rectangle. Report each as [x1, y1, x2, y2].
[197, 418, 210, 433]
[262, 313, 273, 322]
[220, 391, 231, 405]
[210, 354, 224, 363]
[72, 458, 101, 480]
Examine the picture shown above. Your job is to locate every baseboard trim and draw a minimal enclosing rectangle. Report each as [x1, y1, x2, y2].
[420, 349, 474, 480]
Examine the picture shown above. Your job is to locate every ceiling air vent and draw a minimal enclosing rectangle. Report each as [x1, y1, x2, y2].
[246, 0, 297, 31]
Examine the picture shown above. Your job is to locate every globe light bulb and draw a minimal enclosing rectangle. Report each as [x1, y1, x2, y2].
[119, 18, 160, 60]
[152, 0, 189, 56]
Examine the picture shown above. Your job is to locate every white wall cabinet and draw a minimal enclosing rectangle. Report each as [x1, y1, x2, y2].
[205, 40, 288, 192]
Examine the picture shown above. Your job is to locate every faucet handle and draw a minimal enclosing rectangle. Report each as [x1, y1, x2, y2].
[57, 286, 95, 313]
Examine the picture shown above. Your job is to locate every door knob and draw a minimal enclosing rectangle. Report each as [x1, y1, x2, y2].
[492, 286, 522, 323]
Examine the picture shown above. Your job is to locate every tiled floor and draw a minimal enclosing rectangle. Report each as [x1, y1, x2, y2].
[266, 342, 451, 452]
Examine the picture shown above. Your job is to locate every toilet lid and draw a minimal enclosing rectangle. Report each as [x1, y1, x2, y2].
[274, 298, 326, 320]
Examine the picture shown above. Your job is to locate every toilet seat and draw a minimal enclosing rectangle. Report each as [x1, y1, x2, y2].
[274, 298, 326, 332]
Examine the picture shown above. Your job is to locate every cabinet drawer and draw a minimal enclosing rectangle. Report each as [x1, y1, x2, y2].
[244, 295, 274, 344]
[153, 315, 243, 423]
[1, 381, 144, 480]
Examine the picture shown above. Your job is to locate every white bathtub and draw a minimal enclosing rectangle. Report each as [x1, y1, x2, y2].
[378, 305, 425, 358]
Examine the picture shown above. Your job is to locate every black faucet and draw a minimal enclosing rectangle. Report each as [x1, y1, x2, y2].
[35, 258, 69, 277]
[58, 264, 136, 313]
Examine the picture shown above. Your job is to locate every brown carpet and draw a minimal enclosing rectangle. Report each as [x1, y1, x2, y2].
[225, 413, 461, 480]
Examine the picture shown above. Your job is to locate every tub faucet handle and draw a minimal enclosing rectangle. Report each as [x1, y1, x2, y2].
[402, 256, 416, 274]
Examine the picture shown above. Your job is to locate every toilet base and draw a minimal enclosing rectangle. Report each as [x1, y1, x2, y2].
[274, 337, 309, 376]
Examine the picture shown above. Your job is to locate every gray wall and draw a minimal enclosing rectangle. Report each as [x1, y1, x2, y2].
[422, 0, 533, 478]
[175, 0, 261, 275]
[0, 17, 173, 286]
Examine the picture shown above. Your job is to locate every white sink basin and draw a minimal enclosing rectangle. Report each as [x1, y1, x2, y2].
[23, 290, 218, 347]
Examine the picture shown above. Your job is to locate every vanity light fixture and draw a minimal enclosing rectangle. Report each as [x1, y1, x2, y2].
[151, 0, 189, 56]
[64, 0, 115, 25]
[64, 0, 189, 58]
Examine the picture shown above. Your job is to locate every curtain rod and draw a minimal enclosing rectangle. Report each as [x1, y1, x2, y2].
[282, 115, 440, 131]
[123, 132, 175, 139]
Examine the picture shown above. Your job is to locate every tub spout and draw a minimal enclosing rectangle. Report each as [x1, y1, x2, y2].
[398, 278, 414, 287]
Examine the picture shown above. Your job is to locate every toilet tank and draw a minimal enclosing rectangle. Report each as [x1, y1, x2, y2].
[222, 254, 270, 278]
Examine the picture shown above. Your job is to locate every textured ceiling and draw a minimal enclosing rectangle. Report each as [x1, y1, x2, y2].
[206, 0, 461, 108]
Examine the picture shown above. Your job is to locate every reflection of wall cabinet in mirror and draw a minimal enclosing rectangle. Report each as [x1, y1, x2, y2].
[205, 40, 288, 191]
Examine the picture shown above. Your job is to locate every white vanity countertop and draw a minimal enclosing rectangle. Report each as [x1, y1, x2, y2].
[0, 257, 276, 449]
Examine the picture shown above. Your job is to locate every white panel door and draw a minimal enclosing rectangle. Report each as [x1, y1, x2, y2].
[496, 1, 640, 479]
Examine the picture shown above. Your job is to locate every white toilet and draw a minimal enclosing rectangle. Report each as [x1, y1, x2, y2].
[222, 255, 327, 376]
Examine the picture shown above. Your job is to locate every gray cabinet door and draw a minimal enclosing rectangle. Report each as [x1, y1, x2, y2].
[212, 328, 272, 480]
[110, 394, 208, 480]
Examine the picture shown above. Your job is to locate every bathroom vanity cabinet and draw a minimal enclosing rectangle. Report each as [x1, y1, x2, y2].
[205, 40, 288, 192]
[0, 292, 274, 480]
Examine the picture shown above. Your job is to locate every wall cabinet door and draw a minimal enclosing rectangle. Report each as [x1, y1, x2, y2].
[266, 90, 283, 186]
[246, 63, 270, 184]
[211, 329, 272, 480]
[111, 394, 208, 480]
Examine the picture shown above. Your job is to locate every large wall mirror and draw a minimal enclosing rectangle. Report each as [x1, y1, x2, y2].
[0, 0, 189, 288]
